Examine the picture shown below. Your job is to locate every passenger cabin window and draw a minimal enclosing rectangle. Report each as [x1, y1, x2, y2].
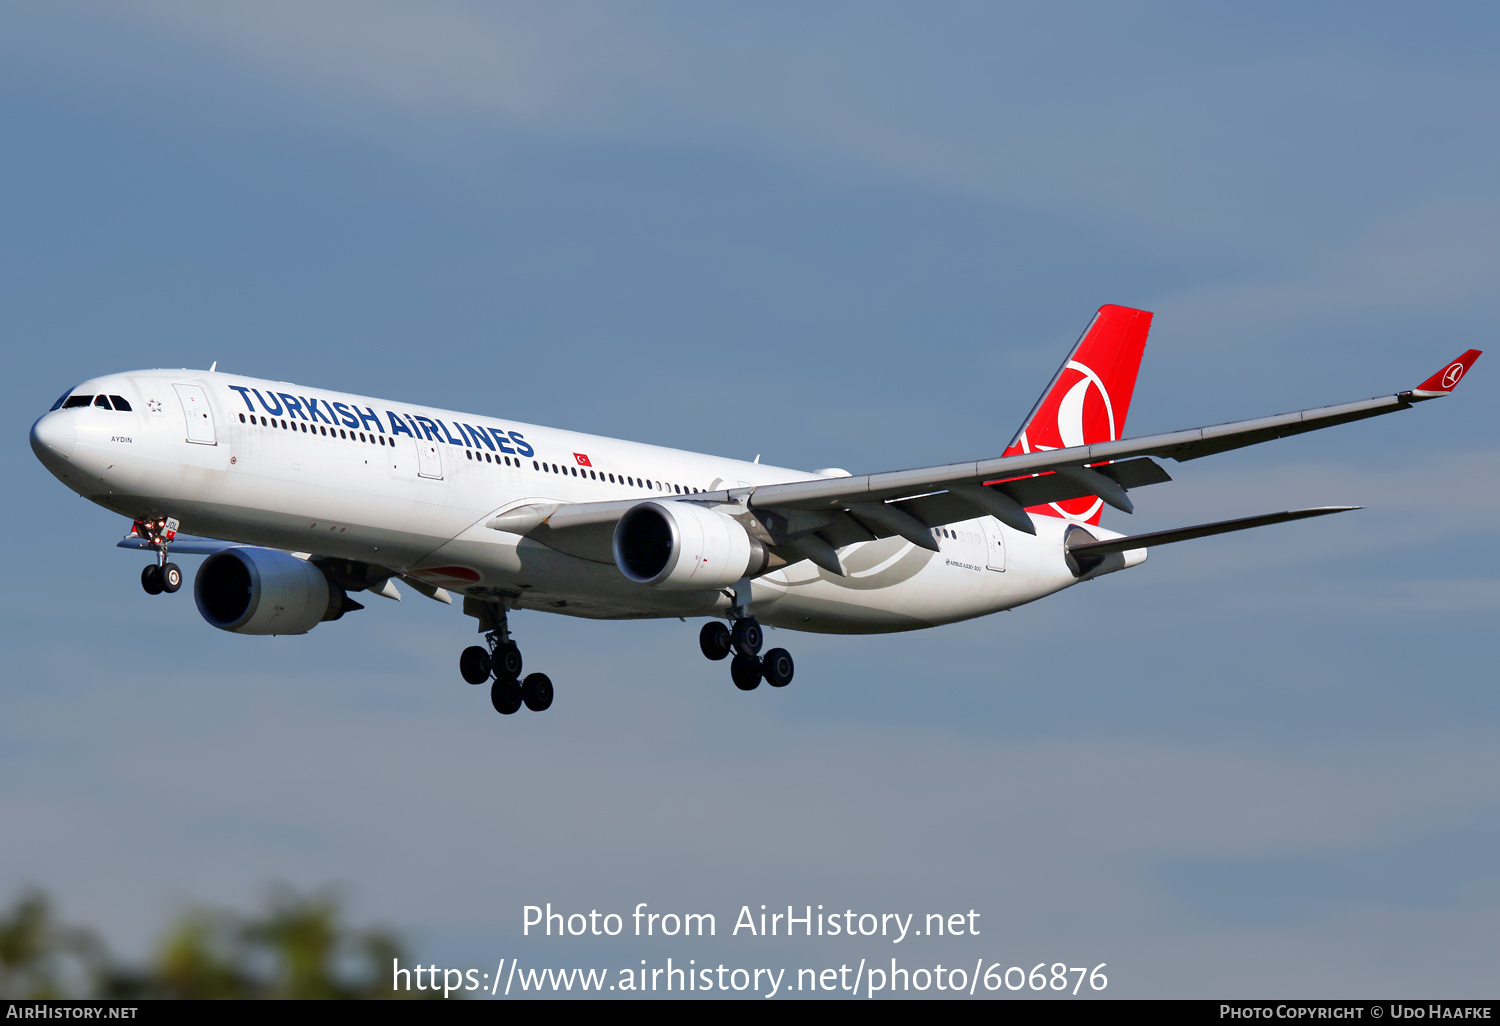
[63, 395, 93, 409]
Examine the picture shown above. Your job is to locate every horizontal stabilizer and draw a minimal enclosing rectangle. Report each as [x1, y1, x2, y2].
[1066, 506, 1360, 558]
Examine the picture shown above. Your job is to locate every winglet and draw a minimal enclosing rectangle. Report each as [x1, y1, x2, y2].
[1411, 350, 1482, 398]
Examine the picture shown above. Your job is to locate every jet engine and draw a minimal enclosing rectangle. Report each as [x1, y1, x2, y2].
[194, 547, 357, 635]
[613, 501, 768, 590]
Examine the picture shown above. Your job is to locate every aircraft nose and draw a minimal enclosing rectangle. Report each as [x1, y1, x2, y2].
[30, 411, 77, 462]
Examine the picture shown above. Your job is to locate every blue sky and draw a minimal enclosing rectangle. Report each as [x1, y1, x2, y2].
[4, 2, 1498, 997]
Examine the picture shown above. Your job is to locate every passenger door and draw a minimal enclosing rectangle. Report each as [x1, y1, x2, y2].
[172, 383, 216, 445]
[984, 518, 1006, 571]
[416, 436, 443, 479]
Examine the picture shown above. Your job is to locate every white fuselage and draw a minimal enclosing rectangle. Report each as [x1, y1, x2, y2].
[31, 369, 1135, 634]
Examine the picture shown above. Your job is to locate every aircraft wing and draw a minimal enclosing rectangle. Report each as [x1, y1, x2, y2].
[489, 350, 1479, 573]
[117, 533, 241, 555]
[727, 349, 1482, 563]
[744, 350, 1482, 512]
[116, 533, 445, 603]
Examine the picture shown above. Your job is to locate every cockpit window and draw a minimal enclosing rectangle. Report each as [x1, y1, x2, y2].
[54, 392, 132, 411]
[50, 390, 73, 412]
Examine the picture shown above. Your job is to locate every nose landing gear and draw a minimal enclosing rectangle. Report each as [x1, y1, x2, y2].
[460, 600, 554, 717]
[134, 517, 182, 595]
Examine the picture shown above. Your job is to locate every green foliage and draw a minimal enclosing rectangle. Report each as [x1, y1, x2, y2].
[0, 886, 435, 1000]
[0, 889, 104, 999]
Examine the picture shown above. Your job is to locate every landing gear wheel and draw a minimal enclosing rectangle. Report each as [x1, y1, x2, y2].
[160, 562, 182, 593]
[699, 621, 731, 661]
[731, 618, 763, 657]
[459, 646, 491, 685]
[762, 648, 794, 687]
[141, 565, 164, 595]
[731, 653, 762, 691]
[490, 677, 522, 715]
[522, 672, 554, 712]
[492, 642, 523, 681]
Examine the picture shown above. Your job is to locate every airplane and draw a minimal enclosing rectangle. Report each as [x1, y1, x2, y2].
[28, 305, 1481, 717]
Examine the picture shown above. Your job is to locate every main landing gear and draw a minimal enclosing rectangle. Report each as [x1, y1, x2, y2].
[460, 601, 553, 716]
[699, 617, 794, 692]
[134, 517, 182, 596]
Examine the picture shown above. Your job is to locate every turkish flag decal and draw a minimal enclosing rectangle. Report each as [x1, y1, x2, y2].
[574, 453, 592, 467]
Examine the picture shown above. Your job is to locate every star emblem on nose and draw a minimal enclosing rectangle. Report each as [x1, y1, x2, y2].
[147, 399, 162, 413]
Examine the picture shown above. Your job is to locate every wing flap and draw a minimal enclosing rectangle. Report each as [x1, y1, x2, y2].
[857, 457, 1163, 536]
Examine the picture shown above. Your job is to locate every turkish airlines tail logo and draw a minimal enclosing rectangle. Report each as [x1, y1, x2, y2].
[1412, 349, 1483, 397]
[1004, 305, 1153, 525]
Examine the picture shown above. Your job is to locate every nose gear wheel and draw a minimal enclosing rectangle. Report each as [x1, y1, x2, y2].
[135, 517, 183, 596]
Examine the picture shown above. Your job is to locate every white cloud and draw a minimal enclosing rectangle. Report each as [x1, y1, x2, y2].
[100, 1, 1500, 342]
[123, 0, 658, 119]
[1154, 200, 1500, 348]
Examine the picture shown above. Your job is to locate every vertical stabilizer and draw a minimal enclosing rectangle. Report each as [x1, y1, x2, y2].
[1004, 305, 1153, 525]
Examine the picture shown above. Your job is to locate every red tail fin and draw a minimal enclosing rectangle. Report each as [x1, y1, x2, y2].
[1003, 305, 1153, 525]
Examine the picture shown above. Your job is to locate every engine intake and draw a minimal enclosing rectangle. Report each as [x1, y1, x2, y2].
[195, 547, 353, 635]
[614, 501, 767, 590]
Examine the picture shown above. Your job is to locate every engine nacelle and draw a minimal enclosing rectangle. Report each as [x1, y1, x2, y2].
[194, 547, 349, 635]
[613, 501, 767, 590]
